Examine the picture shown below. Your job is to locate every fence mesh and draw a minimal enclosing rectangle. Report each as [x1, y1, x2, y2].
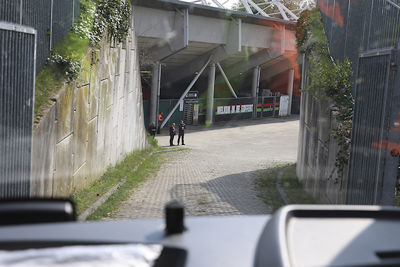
[1, 0, 80, 71]
[0, 25, 36, 198]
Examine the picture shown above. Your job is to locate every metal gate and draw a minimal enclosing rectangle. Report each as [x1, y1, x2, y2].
[0, 23, 36, 198]
[347, 48, 400, 205]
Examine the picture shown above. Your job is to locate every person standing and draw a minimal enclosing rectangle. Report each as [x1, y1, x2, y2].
[148, 122, 156, 137]
[177, 120, 185, 145]
[169, 123, 176, 146]
[157, 112, 163, 134]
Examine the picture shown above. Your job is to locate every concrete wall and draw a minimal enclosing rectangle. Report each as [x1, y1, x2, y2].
[31, 27, 149, 197]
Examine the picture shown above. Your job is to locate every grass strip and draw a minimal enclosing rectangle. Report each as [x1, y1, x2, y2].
[72, 136, 159, 217]
[280, 163, 317, 205]
[255, 163, 317, 212]
[87, 148, 184, 221]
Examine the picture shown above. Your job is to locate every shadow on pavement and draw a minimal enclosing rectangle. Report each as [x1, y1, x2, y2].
[168, 170, 272, 216]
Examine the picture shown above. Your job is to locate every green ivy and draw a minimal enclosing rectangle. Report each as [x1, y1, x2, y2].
[297, 9, 354, 183]
[48, 52, 82, 82]
[90, 0, 131, 46]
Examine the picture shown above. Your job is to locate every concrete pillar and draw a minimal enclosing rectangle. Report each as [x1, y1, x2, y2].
[150, 62, 161, 125]
[206, 63, 216, 125]
[252, 66, 260, 119]
[287, 68, 294, 115]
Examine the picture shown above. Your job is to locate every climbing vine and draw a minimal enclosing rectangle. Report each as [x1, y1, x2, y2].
[90, 0, 131, 46]
[296, 9, 354, 183]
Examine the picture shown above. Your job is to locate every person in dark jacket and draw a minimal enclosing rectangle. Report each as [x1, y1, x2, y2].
[177, 120, 185, 145]
[148, 122, 156, 137]
[169, 123, 176, 146]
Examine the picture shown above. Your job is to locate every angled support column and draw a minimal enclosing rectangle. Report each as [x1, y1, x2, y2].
[216, 63, 237, 98]
[287, 68, 294, 115]
[206, 63, 216, 126]
[252, 66, 260, 119]
[150, 62, 161, 125]
[160, 57, 211, 129]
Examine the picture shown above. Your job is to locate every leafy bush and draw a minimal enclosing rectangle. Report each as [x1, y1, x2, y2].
[90, 0, 131, 46]
[47, 53, 82, 82]
[297, 9, 354, 183]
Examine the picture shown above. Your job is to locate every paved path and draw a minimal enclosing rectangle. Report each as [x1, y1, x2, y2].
[113, 116, 299, 219]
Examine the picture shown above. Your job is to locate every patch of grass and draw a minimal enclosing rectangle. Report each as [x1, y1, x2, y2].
[255, 164, 288, 212]
[34, 0, 94, 118]
[71, 148, 156, 216]
[71, 144, 187, 220]
[281, 164, 317, 205]
[34, 67, 63, 119]
[87, 148, 185, 220]
[255, 163, 317, 212]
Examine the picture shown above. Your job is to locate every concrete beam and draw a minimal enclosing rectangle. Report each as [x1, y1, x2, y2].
[221, 49, 282, 81]
[287, 68, 294, 115]
[150, 62, 161, 125]
[135, 7, 189, 61]
[225, 18, 242, 55]
[259, 53, 297, 80]
[251, 66, 260, 119]
[148, 9, 189, 61]
[162, 45, 230, 85]
[206, 63, 216, 125]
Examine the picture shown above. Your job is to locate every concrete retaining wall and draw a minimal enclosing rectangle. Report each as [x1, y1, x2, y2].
[31, 27, 149, 197]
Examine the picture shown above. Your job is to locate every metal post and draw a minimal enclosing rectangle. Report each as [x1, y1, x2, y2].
[156, 64, 161, 128]
[273, 96, 276, 117]
[287, 68, 294, 115]
[49, 0, 54, 50]
[161, 57, 211, 129]
[19, 0, 23, 25]
[252, 66, 260, 119]
[150, 62, 161, 125]
[206, 63, 216, 125]
[261, 96, 264, 118]
[216, 62, 237, 98]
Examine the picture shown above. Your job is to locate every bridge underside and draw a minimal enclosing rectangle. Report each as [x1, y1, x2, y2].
[133, 0, 300, 127]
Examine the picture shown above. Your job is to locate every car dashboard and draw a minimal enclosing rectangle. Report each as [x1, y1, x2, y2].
[0, 202, 400, 267]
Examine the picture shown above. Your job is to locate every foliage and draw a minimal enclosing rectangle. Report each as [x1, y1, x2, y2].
[72, 0, 96, 39]
[255, 163, 317, 212]
[90, 0, 131, 46]
[297, 9, 354, 183]
[35, 0, 132, 117]
[48, 52, 82, 82]
[72, 146, 160, 218]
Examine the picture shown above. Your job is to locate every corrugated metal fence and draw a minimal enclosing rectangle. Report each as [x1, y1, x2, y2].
[0, 23, 36, 198]
[0, 0, 79, 198]
[0, 0, 80, 71]
[299, 0, 400, 204]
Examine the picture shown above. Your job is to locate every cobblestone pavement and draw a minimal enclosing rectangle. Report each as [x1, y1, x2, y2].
[112, 116, 299, 219]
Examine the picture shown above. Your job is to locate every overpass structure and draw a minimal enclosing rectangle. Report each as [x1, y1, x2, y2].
[133, 0, 299, 127]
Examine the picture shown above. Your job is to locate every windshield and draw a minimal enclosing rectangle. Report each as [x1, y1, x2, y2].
[1, 0, 400, 221]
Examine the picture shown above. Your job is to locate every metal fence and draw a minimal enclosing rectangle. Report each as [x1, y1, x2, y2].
[0, 22, 36, 198]
[346, 50, 400, 204]
[302, 0, 400, 204]
[318, 0, 400, 75]
[0, 0, 80, 71]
